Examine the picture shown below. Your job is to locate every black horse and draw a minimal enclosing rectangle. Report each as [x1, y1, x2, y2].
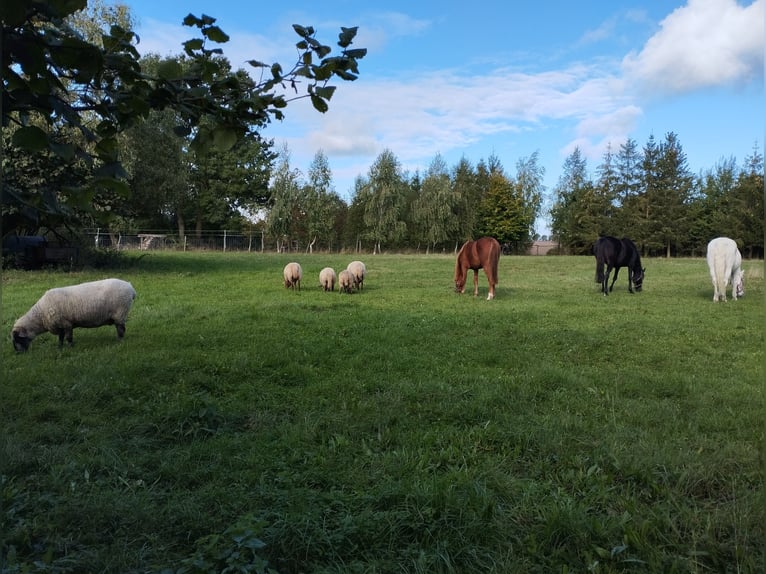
[593, 236, 645, 295]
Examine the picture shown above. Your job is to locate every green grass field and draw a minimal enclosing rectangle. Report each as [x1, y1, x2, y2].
[1, 252, 763, 573]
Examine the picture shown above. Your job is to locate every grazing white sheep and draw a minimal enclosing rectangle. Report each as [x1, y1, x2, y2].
[706, 237, 744, 302]
[319, 267, 337, 291]
[338, 269, 354, 294]
[283, 262, 302, 291]
[11, 278, 136, 352]
[347, 260, 366, 291]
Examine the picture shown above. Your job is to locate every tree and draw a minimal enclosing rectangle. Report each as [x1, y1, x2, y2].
[732, 144, 764, 257]
[550, 147, 600, 253]
[614, 138, 643, 236]
[362, 149, 408, 253]
[643, 132, 693, 257]
[266, 144, 302, 252]
[594, 144, 619, 236]
[121, 108, 188, 231]
[450, 156, 481, 245]
[514, 151, 545, 245]
[411, 154, 456, 252]
[694, 157, 739, 251]
[2, 0, 366, 239]
[303, 150, 340, 252]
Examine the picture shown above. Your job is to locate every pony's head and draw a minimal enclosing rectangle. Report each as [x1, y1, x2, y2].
[735, 268, 745, 298]
[454, 264, 466, 293]
[632, 267, 646, 292]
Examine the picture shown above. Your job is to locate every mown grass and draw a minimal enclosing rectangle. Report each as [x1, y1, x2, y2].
[1, 252, 763, 573]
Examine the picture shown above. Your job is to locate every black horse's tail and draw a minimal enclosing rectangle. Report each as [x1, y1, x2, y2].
[595, 260, 604, 283]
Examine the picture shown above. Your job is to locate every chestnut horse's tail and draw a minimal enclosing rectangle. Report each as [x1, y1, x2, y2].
[487, 238, 500, 286]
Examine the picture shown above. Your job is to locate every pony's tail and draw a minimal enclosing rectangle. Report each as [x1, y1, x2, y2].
[490, 241, 500, 285]
[595, 262, 604, 283]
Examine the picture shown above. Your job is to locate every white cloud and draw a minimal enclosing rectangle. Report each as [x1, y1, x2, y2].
[622, 0, 765, 94]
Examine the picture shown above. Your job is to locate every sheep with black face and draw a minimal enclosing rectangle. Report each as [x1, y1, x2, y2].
[11, 278, 136, 352]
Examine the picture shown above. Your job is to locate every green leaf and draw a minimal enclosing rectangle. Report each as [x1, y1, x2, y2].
[310, 94, 329, 113]
[344, 48, 367, 59]
[292, 24, 314, 38]
[183, 38, 204, 52]
[338, 27, 359, 48]
[12, 126, 49, 152]
[335, 69, 359, 81]
[246, 60, 268, 68]
[203, 25, 230, 43]
[314, 86, 336, 100]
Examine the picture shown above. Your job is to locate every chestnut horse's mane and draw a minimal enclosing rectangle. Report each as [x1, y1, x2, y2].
[454, 240, 470, 280]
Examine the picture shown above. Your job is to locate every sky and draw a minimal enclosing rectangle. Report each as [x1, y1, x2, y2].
[124, 0, 764, 233]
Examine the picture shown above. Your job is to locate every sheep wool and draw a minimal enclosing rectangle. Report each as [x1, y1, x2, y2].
[319, 267, 337, 291]
[347, 261, 366, 290]
[338, 269, 354, 294]
[283, 262, 302, 291]
[11, 278, 136, 352]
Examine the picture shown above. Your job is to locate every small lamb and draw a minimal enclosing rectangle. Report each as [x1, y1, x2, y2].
[338, 269, 354, 294]
[319, 267, 337, 291]
[11, 278, 136, 352]
[283, 262, 302, 291]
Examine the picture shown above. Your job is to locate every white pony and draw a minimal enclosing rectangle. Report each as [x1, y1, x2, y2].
[706, 237, 744, 302]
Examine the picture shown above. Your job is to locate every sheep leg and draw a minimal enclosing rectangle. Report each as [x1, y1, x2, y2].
[57, 328, 74, 347]
[116, 323, 126, 339]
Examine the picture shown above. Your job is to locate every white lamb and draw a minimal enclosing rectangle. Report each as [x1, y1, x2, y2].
[706, 237, 744, 302]
[283, 262, 302, 291]
[319, 267, 337, 291]
[11, 278, 136, 352]
[338, 269, 354, 294]
[347, 260, 366, 291]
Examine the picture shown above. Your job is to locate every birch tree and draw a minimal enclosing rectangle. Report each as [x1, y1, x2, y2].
[362, 149, 407, 253]
[412, 154, 456, 252]
[267, 144, 302, 252]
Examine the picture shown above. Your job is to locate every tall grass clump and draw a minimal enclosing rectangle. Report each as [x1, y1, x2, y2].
[1, 252, 763, 573]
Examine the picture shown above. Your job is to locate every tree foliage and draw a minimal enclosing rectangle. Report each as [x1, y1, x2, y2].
[551, 133, 762, 257]
[1, 0, 366, 238]
[360, 149, 408, 254]
[411, 154, 456, 252]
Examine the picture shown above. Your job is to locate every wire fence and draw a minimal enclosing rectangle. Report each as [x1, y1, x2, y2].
[83, 229, 557, 255]
[85, 229, 323, 253]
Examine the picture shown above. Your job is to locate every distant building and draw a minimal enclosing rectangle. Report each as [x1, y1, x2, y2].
[528, 240, 558, 255]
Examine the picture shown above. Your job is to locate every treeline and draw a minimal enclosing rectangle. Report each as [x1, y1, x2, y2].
[3, 4, 761, 259]
[263, 146, 544, 254]
[551, 133, 764, 258]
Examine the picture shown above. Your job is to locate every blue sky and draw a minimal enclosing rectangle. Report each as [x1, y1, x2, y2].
[125, 0, 764, 233]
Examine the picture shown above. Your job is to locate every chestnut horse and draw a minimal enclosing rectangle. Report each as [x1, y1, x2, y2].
[454, 237, 501, 300]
